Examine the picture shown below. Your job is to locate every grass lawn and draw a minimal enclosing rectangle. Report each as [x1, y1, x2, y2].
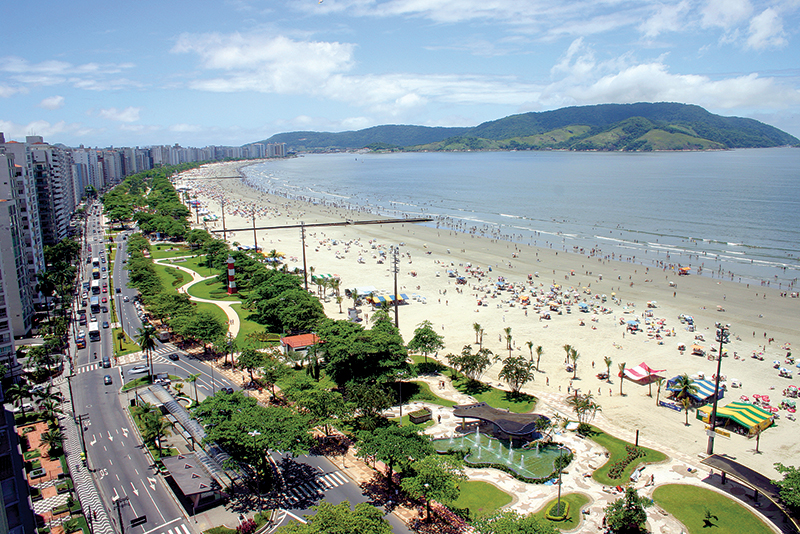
[389, 414, 436, 429]
[231, 303, 266, 347]
[152, 263, 188, 291]
[122, 375, 152, 391]
[173, 255, 217, 277]
[194, 301, 229, 326]
[449, 481, 513, 519]
[187, 279, 241, 301]
[149, 245, 191, 259]
[584, 425, 668, 485]
[653, 484, 774, 534]
[112, 327, 140, 358]
[533, 493, 591, 530]
[387, 380, 457, 408]
[452, 375, 537, 413]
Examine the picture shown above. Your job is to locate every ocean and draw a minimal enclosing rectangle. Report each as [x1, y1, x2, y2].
[241, 148, 800, 288]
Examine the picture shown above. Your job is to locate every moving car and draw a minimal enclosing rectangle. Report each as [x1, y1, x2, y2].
[104, 375, 113, 385]
[102, 321, 109, 329]
[167, 353, 179, 361]
[129, 365, 149, 375]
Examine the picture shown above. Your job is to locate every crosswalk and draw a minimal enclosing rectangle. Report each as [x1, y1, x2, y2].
[150, 523, 191, 534]
[76, 363, 100, 374]
[116, 343, 180, 365]
[283, 470, 349, 505]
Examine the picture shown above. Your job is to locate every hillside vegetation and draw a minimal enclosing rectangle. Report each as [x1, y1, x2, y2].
[259, 102, 798, 152]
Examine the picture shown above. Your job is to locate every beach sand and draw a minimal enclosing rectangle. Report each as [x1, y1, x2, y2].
[177, 161, 799, 480]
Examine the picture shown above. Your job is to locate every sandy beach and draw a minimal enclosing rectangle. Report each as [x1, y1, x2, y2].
[176, 161, 799, 481]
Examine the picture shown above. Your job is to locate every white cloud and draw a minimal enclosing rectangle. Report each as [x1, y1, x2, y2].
[173, 33, 355, 94]
[38, 95, 65, 110]
[639, 1, 691, 37]
[701, 0, 753, 28]
[0, 85, 24, 98]
[0, 119, 87, 141]
[0, 56, 137, 90]
[169, 123, 204, 132]
[98, 107, 141, 123]
[746, 8, 787, 49]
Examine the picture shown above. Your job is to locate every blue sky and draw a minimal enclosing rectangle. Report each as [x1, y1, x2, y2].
[2, 0, 799, 147]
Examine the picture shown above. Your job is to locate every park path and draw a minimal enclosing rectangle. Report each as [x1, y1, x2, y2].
[154, 257, 242, 338]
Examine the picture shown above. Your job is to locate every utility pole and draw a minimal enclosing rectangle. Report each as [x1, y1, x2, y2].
[301, 222, 308, 292]
[114, 496, 129, 534]
[66, 374, 77, 419]
[391, 245, 400, 328]
[252, 210, 258, 252]
[76, 413, 89, 459]
[706, 323, 730, 455]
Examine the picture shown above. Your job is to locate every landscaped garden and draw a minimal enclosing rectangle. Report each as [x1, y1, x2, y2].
[534, 493, 590, 530]
[653, 484, 775, 534]
[449, 481, 513, 520]
[583, 425, 668, 485]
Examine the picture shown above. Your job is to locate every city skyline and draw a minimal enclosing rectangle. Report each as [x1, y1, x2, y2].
[1, 0, 799, 147]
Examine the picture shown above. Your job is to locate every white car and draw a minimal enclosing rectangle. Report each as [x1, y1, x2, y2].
[128, 365, 149, 375]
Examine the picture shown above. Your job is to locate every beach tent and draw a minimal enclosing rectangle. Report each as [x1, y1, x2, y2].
[666, 376, 723, 403]
[624, 362, 666, 383]
[696, 402, 774, 436]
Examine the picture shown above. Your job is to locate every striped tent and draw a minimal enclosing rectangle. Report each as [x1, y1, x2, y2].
[697, 402, 774, 436]
[667, 377, 723, 402]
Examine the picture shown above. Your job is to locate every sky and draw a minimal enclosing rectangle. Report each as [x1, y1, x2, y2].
[1, 0, 799, 148]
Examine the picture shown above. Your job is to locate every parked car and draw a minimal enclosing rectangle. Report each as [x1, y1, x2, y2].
[104, 375, 113, 385]
[102, 321, 109, 329]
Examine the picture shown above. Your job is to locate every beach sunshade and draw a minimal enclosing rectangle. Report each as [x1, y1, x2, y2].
[400, 294, 408, 300]
[624, 362, 665, 383]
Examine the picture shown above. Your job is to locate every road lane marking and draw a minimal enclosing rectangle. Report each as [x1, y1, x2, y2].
[147, 477, 156, 491]
[90, 435, 97, 446]
[107, 430, 113, 441]
[122, 427, 129, 437]
[130, 481, 139, 496]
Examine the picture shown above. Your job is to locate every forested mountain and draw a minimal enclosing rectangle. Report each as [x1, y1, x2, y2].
[258, 103, 798, 152]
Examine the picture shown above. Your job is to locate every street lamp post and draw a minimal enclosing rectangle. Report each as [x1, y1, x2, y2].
[706, 323, 730, 455]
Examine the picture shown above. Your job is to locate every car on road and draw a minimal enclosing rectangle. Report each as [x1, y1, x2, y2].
[102, 287, 107, 293]
[101, 297, 107, 303]
[116, 287, 121, 293]
[102, 355, 111, 368]
[167, 353, 179, 361]
[104, 375, 113, 385]
[102, 274, 108, 280]
[90, 315, 97, 323]
[123, 296, 130, 302]
[102, 321, 109, 329]
[101, 306, 108, 313]
[220, 387, 234, 394]
[128, 365, 149, 375]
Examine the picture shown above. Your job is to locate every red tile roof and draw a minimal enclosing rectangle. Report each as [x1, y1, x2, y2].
[281, 333, 320, 349]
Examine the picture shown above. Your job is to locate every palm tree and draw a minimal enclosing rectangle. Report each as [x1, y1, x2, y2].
[267, 249, 280, 270]
[570, 348, 580, 380]
[117, 330, 126, 351]
[336, 295, 343, 313]
[654, 377, 665, 406]
[526, 340, 534, 363]
[563, 344, 573, 365]
[143, 412, 171, 456]
[135, 326, 157, 379]
[36, 271, 56, 322]
[473, 323, 482, 345]
[603, 356, 613, 382]
[39, 427, 63, 457]
[39, 400, 62, 427]
[681, 397, 693, 425]
[672, 374, 698, 401]
[504, 327, 512, 352]
[7, 383, 32, 416]
[535, 345, 544, 372]
[186, 373, 200, 405]
[330, 278, 341, 298]
[618, 362, 626, 396]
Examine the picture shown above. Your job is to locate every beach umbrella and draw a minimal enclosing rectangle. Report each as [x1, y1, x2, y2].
[763, 395, 771, 403]
[774, 360, 781, 365]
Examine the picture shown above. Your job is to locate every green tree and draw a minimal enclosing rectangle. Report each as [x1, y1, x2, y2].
[401, 454, 466, 522]
[6, 383, 32, 416]
[141, 410, 171, 456]
[471, 509, 559, 534]
[261, 356, 289, 398]
[135, 326, 157, 379]
[347, 382, 394, 426]
[569, 347, 580, 380]
[186, 373, 201, 405]
[39, 427, 63, 457]
[407, 320, 445, 363]
[355, 425, 433, 485]
[604, 486, 651, 534]
[566, 392, 601, 426]
[276, 500, 392, 534]
[287, 386, 348, 436]
[447, 345, 495, 383]
[680, 396, 693, 425]
[773, 463, 800, 513]
[534, 345, 544, 373]
[473, 322, 483, 346]
[604, 356, 613, 382]
[618, 362, 626, 396]
[117, 330, 126, 351]
[562, 344, 573, 365]
[654, 376, 665, 405]
[35, 271, 57, 322]
[672, 373, 698, 401]
[237, 347, 264, 383]
[504, 326, 512, 353]
[499, 355, 535, 396]
[176, 311, 227, 351]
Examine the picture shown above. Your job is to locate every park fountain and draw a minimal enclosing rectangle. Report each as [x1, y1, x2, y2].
[434, 431, 564, 480]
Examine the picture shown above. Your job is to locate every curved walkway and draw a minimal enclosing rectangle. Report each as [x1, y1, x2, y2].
[154, 257, 242, 338]
[385, 367, 785, 534]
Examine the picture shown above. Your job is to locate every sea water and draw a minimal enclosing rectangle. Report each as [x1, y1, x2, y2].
[241, 148, 800, 287]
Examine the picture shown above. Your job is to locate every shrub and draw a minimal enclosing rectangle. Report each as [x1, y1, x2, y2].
[545, 500, 570, 521]
[237, 519, 257, 534]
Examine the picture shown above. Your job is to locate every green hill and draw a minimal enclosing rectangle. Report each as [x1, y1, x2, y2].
[259, 103, 798, 152]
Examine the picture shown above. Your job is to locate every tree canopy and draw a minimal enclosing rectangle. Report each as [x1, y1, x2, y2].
[276, 500, 392, 534]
